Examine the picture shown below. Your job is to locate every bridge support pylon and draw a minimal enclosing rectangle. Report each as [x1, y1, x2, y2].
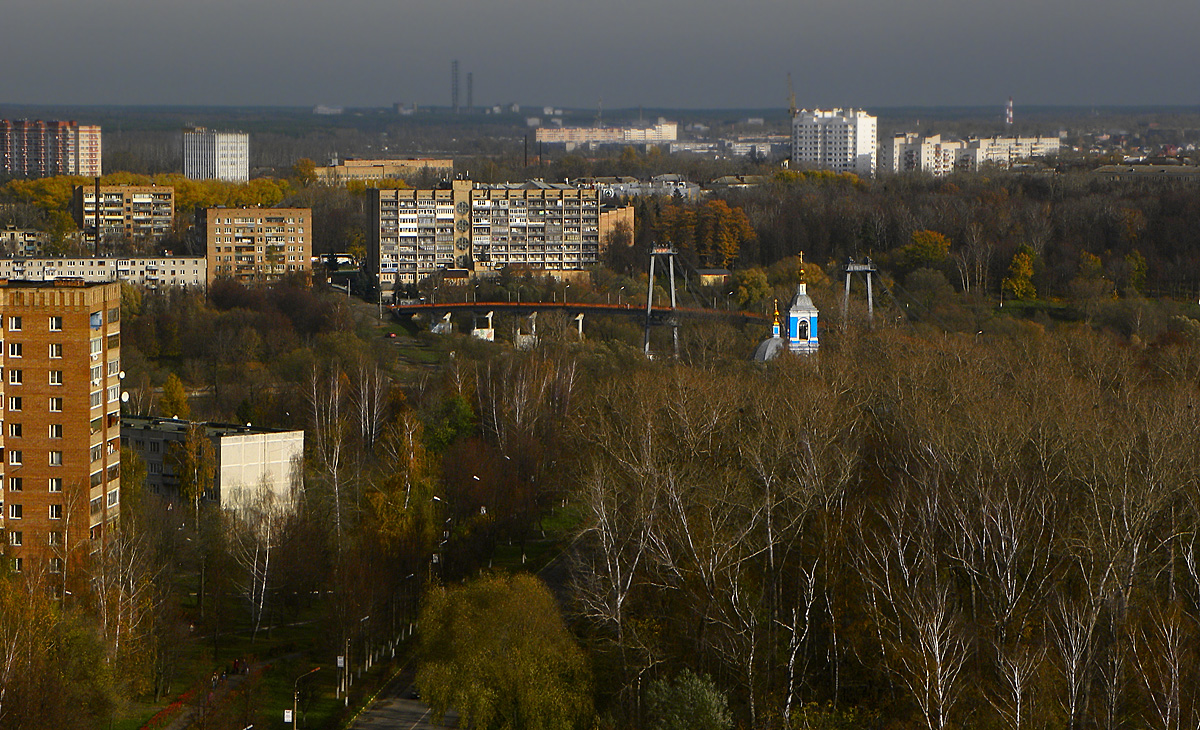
[644, 245, 679, 358]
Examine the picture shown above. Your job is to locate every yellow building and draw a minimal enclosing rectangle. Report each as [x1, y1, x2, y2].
[315, 158, 454, 184]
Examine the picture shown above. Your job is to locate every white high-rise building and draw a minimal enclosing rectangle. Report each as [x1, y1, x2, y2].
[791, 109, 877, 177]
[182, 128, 249, 182]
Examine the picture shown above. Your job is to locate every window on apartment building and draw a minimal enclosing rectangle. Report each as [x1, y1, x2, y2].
[90, 391, 102, 408]
[8, 532, 21, 546]
[8, 343, 20, 358]
[6, 452, 18, 468]
[9, 504, 21, 519]
[48, 504, 61, 520]
[108, 360, 119, 376]
[90, 445, 102, 462]
[7, 370, 20, 386]
[49, 558, 62, 573]
[49, 478, 62, 493]
[7, 477, 20, 492]
[49, 343, 62, 358]
[49, 371, 62, 386]
[7, 317, 20, 331]
[48, 316, 62, 331]
[148, 463, 162, 475]
[8, 397, 20, 411]
[49, 397, 62, 412]
[108, 307, 119, 323]
[49, 451, 62, 466]
[149, 441, 160, 454]
[90, 338, 102, 356]
[10, 558, 21, 573]
[107, 490, 118, 507]
[48, 531, 61, 546]
[7, 424, 19, 438]
[107, 386, 118, 403]
[48, 424, 62, 439]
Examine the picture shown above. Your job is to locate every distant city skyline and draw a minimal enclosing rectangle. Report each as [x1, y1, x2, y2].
[2, 0, 1197, 109]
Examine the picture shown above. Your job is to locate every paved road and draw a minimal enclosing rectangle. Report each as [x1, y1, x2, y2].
[349, 683, 458, 730]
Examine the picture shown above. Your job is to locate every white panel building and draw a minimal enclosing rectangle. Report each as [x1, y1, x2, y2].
[880, 134, 1061, 175]
[122, 417, 303, 514]
[183, 128, 250, 182]
[791, 109, 877, 177]
[0, 257, 206, 289]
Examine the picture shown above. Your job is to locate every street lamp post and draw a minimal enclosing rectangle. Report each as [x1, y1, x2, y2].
[293, 667, 320, 728]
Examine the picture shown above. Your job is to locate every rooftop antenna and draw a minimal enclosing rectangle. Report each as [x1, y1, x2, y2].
[788, 73, 797, 117]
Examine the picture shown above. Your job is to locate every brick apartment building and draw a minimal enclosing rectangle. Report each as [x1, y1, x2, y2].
[201, 207, 312, 285]
[0, 280, 122, 575]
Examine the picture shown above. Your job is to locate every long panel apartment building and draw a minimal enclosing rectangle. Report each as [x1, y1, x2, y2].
[0, 281, 122, 574]
[1, 120, 101, 178]
[369, 180, 613, 287]
[71, 185, 175, 245]
[880, 133, 1062, 175]
[0, 257, 205, 290]
[203, 207, 312, 285]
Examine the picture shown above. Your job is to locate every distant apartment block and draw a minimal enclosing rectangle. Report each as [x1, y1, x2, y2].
[370, 180, 622, 287]
[957, 136, 1061, 170]
[881, 134, 1061, 175]
[576, 175, 701, 200]
[0, 228, 51, 257]
[183, 128, 250, 182]
[791, 109, 877, 176]
[122, 417, 302, 513]
[315, 158, 454, 184]
[535, 120, 678, 147]
[0, 257, 205, 290]
[71, 185, 175, 245]
[202, 207, 312, 284]
[881, 133, 963, 176]
[0, 120, 101, 178]
[0, 280, 122, 574]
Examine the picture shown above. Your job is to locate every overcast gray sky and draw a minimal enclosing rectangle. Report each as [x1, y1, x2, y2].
[3, 0, 1198, 109]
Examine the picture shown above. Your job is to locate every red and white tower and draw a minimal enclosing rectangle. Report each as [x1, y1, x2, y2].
[1006, 97, 1014, 126]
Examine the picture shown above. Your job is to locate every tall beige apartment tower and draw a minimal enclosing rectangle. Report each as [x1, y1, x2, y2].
[0, 280, 122, 575]
[0, 120, 101, 178]
[202, 207, 312, 285]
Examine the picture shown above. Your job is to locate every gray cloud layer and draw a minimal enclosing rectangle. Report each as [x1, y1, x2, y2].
[3, 0, 1197, 108]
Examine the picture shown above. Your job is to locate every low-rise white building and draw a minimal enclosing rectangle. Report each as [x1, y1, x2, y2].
[792, 109, 877, 177]
[0, 256, 206, 289]
[122, 417, 304, 514]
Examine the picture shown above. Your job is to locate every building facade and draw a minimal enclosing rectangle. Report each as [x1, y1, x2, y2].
[183, 128, 250, 182]
[0, 257, 206, 290]
[0, 120, 101, 178]
[315, 158, 454, 184]
[535, 121, 678, 146]
[369, 181, 471, 288]
[880, 134, 1061, 175]
[71, 185, 175, 245]
[0, 280, 122, 574]
[122, 417, 303, 513]
[791, 109, 877, 176]
[203, 207, 312, 285]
